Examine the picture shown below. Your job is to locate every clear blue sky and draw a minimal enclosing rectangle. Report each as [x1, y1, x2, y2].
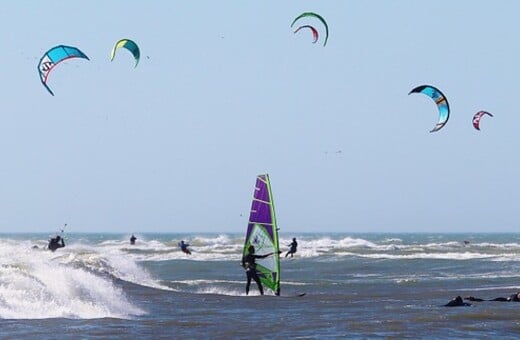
[0, 1, 518, 233]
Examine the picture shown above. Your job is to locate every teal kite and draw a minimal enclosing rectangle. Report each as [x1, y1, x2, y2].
[409, 85, 450, 133]
[110, 39, 140, 67]
[37, 45, 90, 96]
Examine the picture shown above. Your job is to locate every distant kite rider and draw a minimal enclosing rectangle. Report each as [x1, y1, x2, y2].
[242, 245, 275, 295]
[179, 240, 191, 255]
[48, 235, 65, 252]
[130, 234, 137, 245]
[285, 238, 298, 258]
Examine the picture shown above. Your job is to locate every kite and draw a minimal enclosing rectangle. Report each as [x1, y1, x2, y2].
[408, 85, 450, 133]
[110, 39, 140, 67]
[291, 12, 329, 46]
[37, 45, 90, 96]
[293, 25, 319, 44]
[472, 111, 493, 131]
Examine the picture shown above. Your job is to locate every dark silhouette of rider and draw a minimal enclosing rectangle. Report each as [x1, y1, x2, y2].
[48, 235, 65, 252]
[242, 245, 274, 295]
[130, 234, 137, 245]
[285, 238, 298, 258]
[179, 240, 191, 255]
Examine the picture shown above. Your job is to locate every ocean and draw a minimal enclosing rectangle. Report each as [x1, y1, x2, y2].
[1, 232, 520, 338]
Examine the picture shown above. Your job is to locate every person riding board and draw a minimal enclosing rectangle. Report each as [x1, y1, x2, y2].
[130, 234, 137, 245]
[285, 237, 298, 258]
[179, 240, 191, 255]
[241, 245, 275, 295]
[48, 235, 65, 252]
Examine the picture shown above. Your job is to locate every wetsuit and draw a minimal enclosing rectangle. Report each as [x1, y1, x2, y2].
[130, 235, 136, 245]
[180, 242, 191, 254]
[242, 252, 271, 295]
[285, 240, 298, 258]
[48, 237, 65, 252]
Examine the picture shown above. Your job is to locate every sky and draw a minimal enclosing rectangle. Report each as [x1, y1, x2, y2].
[0, 1, 518, 233]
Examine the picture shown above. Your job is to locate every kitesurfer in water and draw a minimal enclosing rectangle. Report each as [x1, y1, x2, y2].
[285, 238, 298, 258]
[48, 235, 65, 252]
[242, 245, 275, 295]
[465, 292, 520, 302]
[130, 234, 137, 245]
[444, 296, 471, 307]
[179, 240, 191, 255]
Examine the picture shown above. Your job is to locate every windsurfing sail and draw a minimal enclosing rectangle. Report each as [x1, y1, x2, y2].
[243, 174, 281, 295]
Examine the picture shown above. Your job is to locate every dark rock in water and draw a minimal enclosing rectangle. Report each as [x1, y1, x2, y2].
[445, 295, 471, 307]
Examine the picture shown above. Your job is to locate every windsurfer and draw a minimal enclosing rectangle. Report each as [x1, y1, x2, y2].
[242, 245, 274, 295]
[48, 235, 65, 252]
[130, 234, 137, 245]
[285, 237, 298, 258]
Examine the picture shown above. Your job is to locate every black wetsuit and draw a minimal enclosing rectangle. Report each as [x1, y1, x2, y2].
[130, 235, 136, 245]
[242, 252, 271, 295]
[180, 242, 191, 254]
[285, 240, 298, 258]
[48, 237, 65, 252]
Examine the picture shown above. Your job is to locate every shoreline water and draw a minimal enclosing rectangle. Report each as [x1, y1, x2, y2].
[1, 232, 519, 337]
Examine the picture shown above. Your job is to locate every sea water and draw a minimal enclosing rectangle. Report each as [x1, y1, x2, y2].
[1, 232, 520, 338]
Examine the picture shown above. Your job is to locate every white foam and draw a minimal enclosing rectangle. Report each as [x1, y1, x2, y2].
[347, 251, 497, 260]
[0, 239, 156, 319]
[194, 287, 246, 296]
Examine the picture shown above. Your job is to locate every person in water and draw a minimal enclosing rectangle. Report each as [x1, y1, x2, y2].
[285, 237, 298, 258]
[465, 292, 520, 302]
[179, 240, 191, 255]
[48, 235, 65, 252]
[242, 245, 274, 295]
[444, 295, 471, 307]
[130, 234, 137, 245]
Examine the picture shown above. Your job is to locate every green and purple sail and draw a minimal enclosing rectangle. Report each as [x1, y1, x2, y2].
[243, 174, 281, 296]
